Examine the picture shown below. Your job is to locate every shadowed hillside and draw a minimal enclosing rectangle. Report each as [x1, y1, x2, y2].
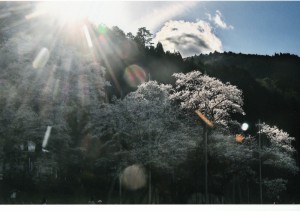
[183, 52, 300, 157]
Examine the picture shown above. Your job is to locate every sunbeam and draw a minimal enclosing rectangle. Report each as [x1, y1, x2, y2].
[83, 25, 93, 48]
[32, 47, 50, 69]
[42, 126, 52, 148]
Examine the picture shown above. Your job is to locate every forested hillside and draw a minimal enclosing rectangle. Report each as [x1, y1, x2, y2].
[184, 52, 300, 154]
[0, 2, 299, 204]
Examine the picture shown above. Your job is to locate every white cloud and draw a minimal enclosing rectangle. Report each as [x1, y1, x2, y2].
[206, 13, 212, 21]
[211, 10, 234, 30]
[134, 2, 198, 32]
[87, 1, 198, 34]
[154, 20, 223, 58]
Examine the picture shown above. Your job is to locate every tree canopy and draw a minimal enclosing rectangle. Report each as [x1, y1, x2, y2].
[170, 70, 245, 127]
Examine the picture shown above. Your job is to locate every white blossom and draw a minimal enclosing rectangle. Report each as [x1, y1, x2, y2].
[261, 123, 295, 152]
[170, 70, 245, 127]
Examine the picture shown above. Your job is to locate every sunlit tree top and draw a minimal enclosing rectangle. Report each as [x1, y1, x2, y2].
[170, 70, 245, 126]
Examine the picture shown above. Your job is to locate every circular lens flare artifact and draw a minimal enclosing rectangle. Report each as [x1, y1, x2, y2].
[124, 64, 146, 88]
[120, 164, 146, 190]
[241, 123, 249, 131]
[97, 24, 107, 34]
[235, 134, 245, 143]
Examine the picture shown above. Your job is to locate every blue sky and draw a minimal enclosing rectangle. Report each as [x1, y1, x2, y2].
[106, 1, 300, 57]
[23, 1, 300, 57]
[199, 1, 300, 56]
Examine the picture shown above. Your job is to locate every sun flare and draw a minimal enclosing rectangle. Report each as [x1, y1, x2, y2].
[31, 1, 128, 28]
[33, 2, 90, 23]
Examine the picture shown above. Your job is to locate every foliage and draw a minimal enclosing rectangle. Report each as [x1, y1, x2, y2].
[260, 123, 299, 175]
[170, 70, 245, 127]
[263, 178, 287, 201]
[261, 123, 295, 153]
[134, 27, 153, 48]
[251, 123, 299, 202]
[89, 81, 198, 173]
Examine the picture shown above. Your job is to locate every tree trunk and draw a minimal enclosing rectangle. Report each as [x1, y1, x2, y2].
[107, 176, 117, 203]
[155, 187, 159, 203]
[232, 175, 235, 203]
[119, 175, 122, 204]
[238, 176, 242, 203]
[247, 180, 250, 204]
[148, 168, 152, 204]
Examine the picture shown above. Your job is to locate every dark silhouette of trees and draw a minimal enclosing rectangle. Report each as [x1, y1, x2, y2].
[155, 42, 165, 56]
[134, 27, 153, 48]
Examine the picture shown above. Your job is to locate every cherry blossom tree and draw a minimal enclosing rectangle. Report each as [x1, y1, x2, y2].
[170, 70, 245, 127]
[259, 123, 298, 202]
[260, 123, 296, 153]
[170, 70, 245, 203]
[260, 123, 298, 175]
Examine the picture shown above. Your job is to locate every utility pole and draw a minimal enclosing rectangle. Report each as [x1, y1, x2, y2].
[204, 124, 208, 204]
[119, 174, 122, 204]
[195, 110, 213, 204]
[258, 119, 263, 204]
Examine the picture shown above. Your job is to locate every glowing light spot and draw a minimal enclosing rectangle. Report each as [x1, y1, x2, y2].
[32, 48, 50, 69]
[36, 2, 89, 24]
[124, 64, 146, 88]
[42, 148, 50, 153]
[120, 165, 146, 190]
[42, 126, 52, 148]
[28, 141, 36, 152]
[241, 123, 249, 131]
[97, 24, 107, 34]
[195, 110, 214, 128]
[83, 25, 93, 48]
[235, 134, 245, 143]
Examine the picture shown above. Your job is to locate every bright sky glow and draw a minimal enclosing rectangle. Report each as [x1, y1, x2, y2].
[26, 1, 300, 57]
[34, 1, 130, 29]
[5, 1, 299, 58]
[35, 2, 90, 23]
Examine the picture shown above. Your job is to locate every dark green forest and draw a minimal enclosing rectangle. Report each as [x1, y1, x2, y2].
[0, 2, 300, 204]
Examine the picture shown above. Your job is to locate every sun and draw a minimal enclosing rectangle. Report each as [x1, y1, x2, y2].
[30, 1, 129, 28]
[33, 2, 91, 24]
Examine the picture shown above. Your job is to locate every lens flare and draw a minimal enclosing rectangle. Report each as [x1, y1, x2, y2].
[124, 64, 146, 88]
[120, 165, 146, 190]
[83, 25, 93, 48]
[42, 126, 52, 148]
[36, 2, 89, 24]
[97, 24, 107, 34]
[32, 48, 50, 69]
[195, 110, 214, 128]
[241, 123, 249, 131]
[235, 134, 245, 143]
